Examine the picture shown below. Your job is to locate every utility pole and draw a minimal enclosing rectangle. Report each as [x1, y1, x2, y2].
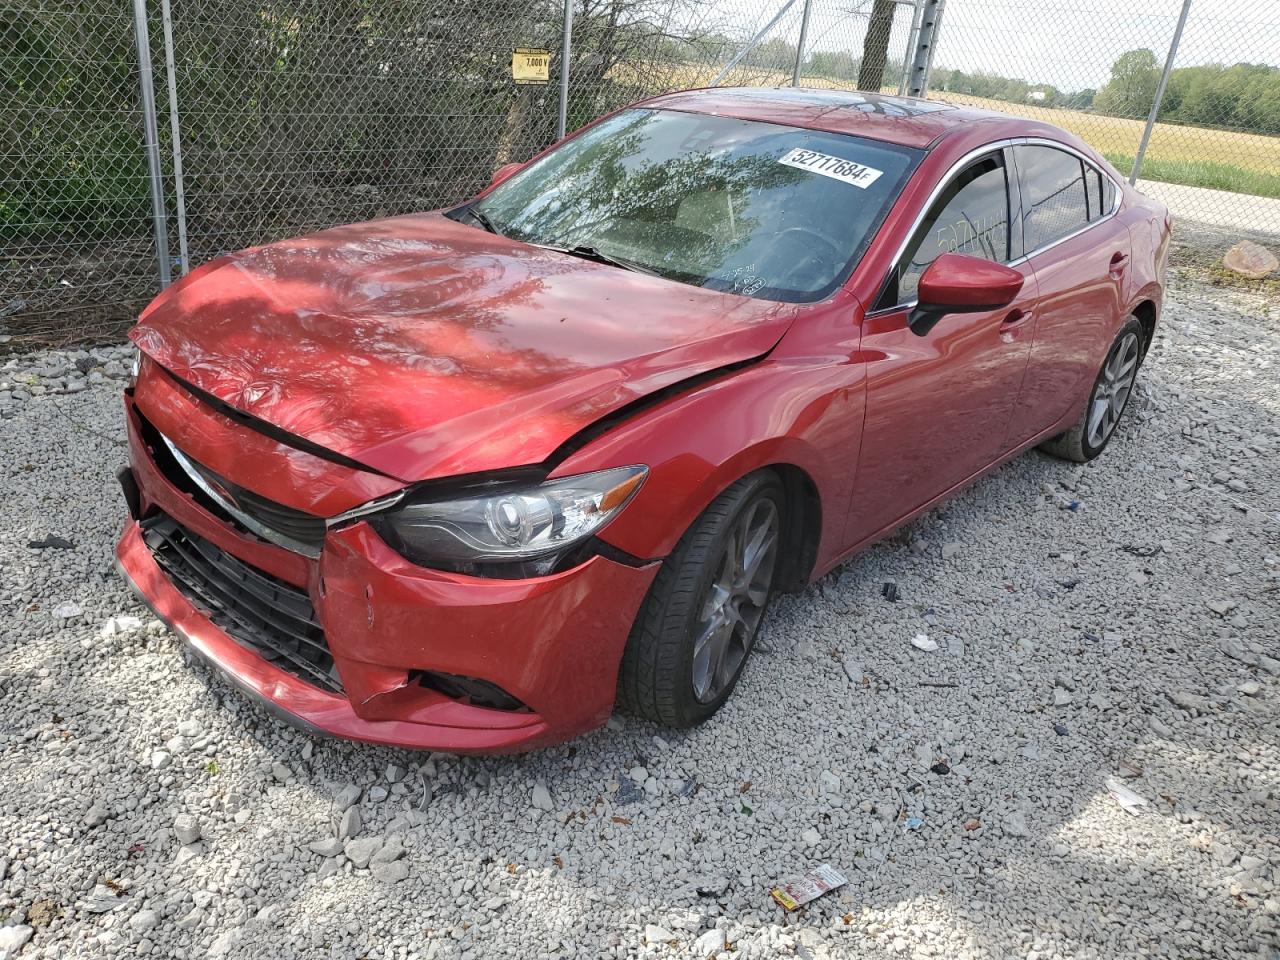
[856, 0, 898, 92]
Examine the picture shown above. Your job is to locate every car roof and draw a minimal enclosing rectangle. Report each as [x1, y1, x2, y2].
[636, 87, 1013, 150]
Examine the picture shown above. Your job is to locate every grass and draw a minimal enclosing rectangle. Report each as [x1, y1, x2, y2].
[1200, 264, 1280, 297]
[1104, 153, 1280, 200]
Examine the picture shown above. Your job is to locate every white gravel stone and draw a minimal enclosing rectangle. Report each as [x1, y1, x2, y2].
[338, 806, 362, 839]
[172, 813, 201, 845]
[208, 928, 243, 956]
[371, 860, 410, 884]
[531, 781, 553, 811]
[0, 926, 33, 960]
[333, 783, 362, 811]
[693, 927, 727, 956]
[129, 909, 160, 932]
[83, 802, 110, 827]
[644, 924, 677, 944]
[308, 837, 344, 857]
[344, 836, 383, 868]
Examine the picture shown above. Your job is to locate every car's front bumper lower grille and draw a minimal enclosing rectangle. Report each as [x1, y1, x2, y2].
[142, 514, 342, 694]
[133, 407, 326, 557]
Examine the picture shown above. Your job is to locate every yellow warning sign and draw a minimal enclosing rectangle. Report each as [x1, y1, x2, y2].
[511, 48, 551, 84]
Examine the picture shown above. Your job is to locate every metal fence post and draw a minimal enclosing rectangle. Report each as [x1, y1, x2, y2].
[1130, 0, 1192, 186]
[131, 0, 171, 287]
[791, 0, 814, 87]
[159, 0, 188, 274]
[556, 0, 574, 140]
[711, 0, 799, 87]
[898, 0, 926, 95]
[904, 0, 945, 98]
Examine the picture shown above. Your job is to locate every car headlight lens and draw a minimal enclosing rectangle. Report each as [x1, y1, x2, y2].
[371, 466, 647, 573]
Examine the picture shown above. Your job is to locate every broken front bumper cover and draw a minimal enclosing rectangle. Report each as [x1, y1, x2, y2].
[116, 515, 658, 752]
[116, 402, 660, 752]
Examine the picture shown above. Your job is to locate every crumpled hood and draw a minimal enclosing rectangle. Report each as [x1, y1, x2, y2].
[132, 213, 797, 482]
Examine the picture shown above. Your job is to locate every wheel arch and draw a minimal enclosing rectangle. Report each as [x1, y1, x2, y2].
[607, 439, 831, 575]
[769, 462, 822, 592]
[1131, 297, 1158, 355]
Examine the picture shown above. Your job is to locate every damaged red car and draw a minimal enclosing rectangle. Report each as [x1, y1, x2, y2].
[116, 88, 1169, 752]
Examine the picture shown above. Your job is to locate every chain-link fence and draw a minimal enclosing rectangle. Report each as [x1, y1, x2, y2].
[3, 0, 1278, 347]
[3, 0, 161, 343]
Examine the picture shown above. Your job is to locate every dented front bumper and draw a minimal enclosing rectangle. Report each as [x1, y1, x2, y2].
[116, 397, 659, 753]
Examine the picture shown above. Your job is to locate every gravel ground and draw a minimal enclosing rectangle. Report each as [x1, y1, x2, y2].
[0, 272, 1277, 960]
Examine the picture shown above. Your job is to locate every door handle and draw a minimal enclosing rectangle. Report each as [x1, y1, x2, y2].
[1001, 308, 1033, 328]
[999, 308, 1033, 343]
[1109, 252, 1129, 278]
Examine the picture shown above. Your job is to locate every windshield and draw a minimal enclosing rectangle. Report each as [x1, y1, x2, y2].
[470, 108, 921, 303]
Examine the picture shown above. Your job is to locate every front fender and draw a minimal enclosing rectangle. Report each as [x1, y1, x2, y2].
[551, 354, 865, 575]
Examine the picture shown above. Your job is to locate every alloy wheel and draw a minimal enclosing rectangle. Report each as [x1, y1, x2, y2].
[1086, 331, 1140, 449]
[690, 497, 780, 704]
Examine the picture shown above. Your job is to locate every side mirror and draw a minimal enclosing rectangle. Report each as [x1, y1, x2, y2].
[908, 253, 1024, 336]
[488, 162, 525, 190]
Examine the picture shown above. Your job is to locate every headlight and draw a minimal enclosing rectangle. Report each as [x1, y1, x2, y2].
[370, 466, 647, 575]
[129, 347, 141, 384]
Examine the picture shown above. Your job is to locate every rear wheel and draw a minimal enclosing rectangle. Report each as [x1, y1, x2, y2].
[1040, 316, 1144, 463]
[616, 472, 783, 728]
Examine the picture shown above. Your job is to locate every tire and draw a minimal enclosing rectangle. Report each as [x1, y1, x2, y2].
[616, 471, 785, 728]
[1040, 316, 1145, 463]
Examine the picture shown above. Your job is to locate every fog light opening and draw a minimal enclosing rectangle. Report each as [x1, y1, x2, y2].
[415, 671, 528, 712]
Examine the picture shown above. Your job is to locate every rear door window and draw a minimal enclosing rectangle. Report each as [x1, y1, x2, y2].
[1015, 144, 1090, 252]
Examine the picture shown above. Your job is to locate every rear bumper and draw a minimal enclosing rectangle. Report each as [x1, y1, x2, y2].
[116, 399, 660, 753]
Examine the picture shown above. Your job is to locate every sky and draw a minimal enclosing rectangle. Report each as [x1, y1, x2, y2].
[702, 0, 1280, 93]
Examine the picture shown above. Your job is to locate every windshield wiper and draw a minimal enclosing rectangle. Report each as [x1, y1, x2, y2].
[537, 243, 661, 277]
[465, 205, 501, 235]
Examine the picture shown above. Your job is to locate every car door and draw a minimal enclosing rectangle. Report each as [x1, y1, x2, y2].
[1005, 142, 1133, 443]
[844, 146, 1039, 549]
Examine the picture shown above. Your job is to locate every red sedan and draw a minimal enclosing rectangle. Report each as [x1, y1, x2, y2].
[115, 88, 1170, 752]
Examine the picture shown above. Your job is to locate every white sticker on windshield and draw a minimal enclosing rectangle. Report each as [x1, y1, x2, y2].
[778, 148, 884, 189]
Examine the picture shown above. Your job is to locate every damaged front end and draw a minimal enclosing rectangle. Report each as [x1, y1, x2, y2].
[115, 356, 668, 751]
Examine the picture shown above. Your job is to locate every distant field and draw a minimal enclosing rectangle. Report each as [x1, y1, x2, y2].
[929, 91, 1279, 177]
[613, 62, 1280, 198]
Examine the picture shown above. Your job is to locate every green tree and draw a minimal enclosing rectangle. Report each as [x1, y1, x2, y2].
[1094, 48, 1160, 119]
[806, 50, 860, 81]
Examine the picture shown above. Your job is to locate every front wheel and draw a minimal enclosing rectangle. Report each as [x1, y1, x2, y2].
[1040, 316, 1145, 463]
[616, 471, 784, 728]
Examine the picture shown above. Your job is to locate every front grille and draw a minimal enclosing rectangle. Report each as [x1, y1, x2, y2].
[134, 407, 325, 555]
[143, 514, 343, 694]
[184, 457, 325, 549]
